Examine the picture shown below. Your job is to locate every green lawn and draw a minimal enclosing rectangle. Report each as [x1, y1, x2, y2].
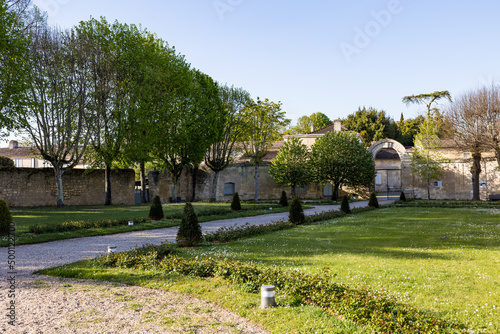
[3, 202, 292, 246]
[40, 206, 500, 333]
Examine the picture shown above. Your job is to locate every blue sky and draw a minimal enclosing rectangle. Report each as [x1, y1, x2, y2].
[32, 0, 500, 125]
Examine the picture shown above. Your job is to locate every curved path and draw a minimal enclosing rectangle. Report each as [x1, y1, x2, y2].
[1, 200, 392, 277]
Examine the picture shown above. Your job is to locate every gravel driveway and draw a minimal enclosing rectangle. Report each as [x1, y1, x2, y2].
[0, 200, 389, 333]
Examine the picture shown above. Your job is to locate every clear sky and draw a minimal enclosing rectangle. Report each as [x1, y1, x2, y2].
[32, 0, 500, 125]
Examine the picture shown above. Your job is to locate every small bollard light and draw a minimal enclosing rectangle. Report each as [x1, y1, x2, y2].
[261, 285, 276, 308]
[107, 246, 116, 253]
[128, 221, 134, 226]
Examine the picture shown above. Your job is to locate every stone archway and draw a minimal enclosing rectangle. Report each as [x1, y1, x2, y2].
[368, 139, 408, 196]
[368, 139, 408, 162]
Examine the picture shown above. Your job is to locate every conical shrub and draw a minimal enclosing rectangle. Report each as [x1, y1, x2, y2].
[231, 192, 242, 211]
[399, 191, 407, 202]
[368, 192, 379, 208]
[289, 196, 305, 225]
[176, 203, 202, 247]
[279, 190, 288, 207]
[340, 195, 351, 213]
[149, 195, 164, 220]
[0, 199, 12, 236]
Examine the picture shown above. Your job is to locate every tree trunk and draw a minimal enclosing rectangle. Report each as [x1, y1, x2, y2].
[427, 179, 430, 200]
[495, 147, 500, 168]
[211, 171, 220, 202]
[140, 161, 147, 203]
[254, 163, 259, 202]
[105, 162, 112, 205]
[333, 182, 340, 201]
[291, 184, 296, 197]
[55, 167, 64, 208]
[471, 151, 482, 201]
[191, 166, 198, 202]
[171, 174, 178, 203]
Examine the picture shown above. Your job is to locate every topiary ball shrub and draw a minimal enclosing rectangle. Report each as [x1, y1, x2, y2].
[289, 196, 305, 225]
[279, 190, 288, 207]
[0, 156, 14, 168]
[340, 195, 351, 213]
[176, 203, 202, 247]
[149, 195, 164, 220]
[231, 192, 242, 211]
[0, 199, 13, 236]
[368, 192, 379, 208]
[399, 191, 407, 202]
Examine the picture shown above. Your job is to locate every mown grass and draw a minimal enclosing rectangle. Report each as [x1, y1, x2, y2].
[39, 206, 500, 333]
[2, 202, 293, 246]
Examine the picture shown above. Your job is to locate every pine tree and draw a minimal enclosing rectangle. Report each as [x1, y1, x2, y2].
[340, 195, 351, 213]
[149, 195, 164, 220]
[399, 191, 407, 202]
[368, 192, 379, 208]
[0, 199, 13, 236]
[279, 190, 288, 207]
[289, 197, 305, 225]
[231, 192, 242, 211]
[176, 203, 202, 247]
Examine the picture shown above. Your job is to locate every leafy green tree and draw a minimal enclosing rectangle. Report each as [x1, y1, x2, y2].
[402, 91, 451, 118]
[0, 155, 14, 167]
[205, 85, 250, 202]
[240, 97, 291, 201]
[410, 116, 446, 200]
[342, 107, 398, 147]
[310, 131, 375, 201]
[269, 137, 311, 196]
[176, 203, 202, 246]
[396, 116, 423, 146]
[289, 112, 331, 134]
[0, 0, 28, 134]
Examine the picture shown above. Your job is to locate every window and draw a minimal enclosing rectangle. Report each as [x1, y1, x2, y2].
[295, 186, 307, 194]
[375, 173, 382, 185]
[14, 158, 21, 167]
[434, 181, 443, 187]
[224, 182, 235, 196]
[323, 183, 333, 197]
[479, 182, 487, 188]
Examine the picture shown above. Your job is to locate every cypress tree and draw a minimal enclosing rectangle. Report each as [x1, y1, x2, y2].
[399, 191, 407, 202]
[289, 196, 305, 225]
[340, 195, 351, 213]
[368, 192, 379, 208]
[149, 195, 164, 220]
[0, 199, 12, 236]
[231, 192, 242, 211]
[176, 203, 202, 246]
[279, 190, 288, 207]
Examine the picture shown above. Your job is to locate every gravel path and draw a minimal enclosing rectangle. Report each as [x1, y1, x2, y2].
[1, 200, 389, 333]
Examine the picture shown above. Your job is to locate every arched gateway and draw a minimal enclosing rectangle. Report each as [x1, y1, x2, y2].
[368, 139, 409, 195]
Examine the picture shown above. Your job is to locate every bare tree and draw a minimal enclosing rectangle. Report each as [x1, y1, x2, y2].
[23, 26, 90, 207]
[480, 84, 500, 166]
[446, 88, 489, 201]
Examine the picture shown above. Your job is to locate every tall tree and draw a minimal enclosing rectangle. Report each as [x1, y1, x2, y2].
[269, 137, 311, 196]
[402, 91, 451, 118]
[289, 112, 331, 134]
[205, 84, 250, 202]
[310, 131, 375, 200]
[446, 89, 488, 201]
[342, 107, 398, 146]
[479, 84, 500, 167]
[410, 116, 446, 200]
[240, 97, 291, 201]
[22, 26, 90, 207]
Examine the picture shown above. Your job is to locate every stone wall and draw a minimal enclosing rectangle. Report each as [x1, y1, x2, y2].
[148, 162, 324, 202]
[0, 167, 135, 207]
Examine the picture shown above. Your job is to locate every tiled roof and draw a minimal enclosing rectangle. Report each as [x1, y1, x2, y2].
[309, 123, 348, 134]
[0, 147, 39, 158]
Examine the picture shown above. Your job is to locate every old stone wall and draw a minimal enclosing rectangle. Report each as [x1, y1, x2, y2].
[148, 163, 323, 202]
[0, 167, 135, 207]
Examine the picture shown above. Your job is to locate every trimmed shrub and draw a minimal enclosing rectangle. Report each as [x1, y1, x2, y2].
[28, 218, 147, 234]
[0, 156, 14, 168]
[289, 196, 305, 225]
[368, 192, 379, 208]
[399, 191, 407, 202]
[149, 195, 164, 220]
[0, 199, 13, 236]
[176, 203, 202, 247]
[340, 195, 351, 213]
[279, 190, 288, 207]
[231, 192, 241, 211]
